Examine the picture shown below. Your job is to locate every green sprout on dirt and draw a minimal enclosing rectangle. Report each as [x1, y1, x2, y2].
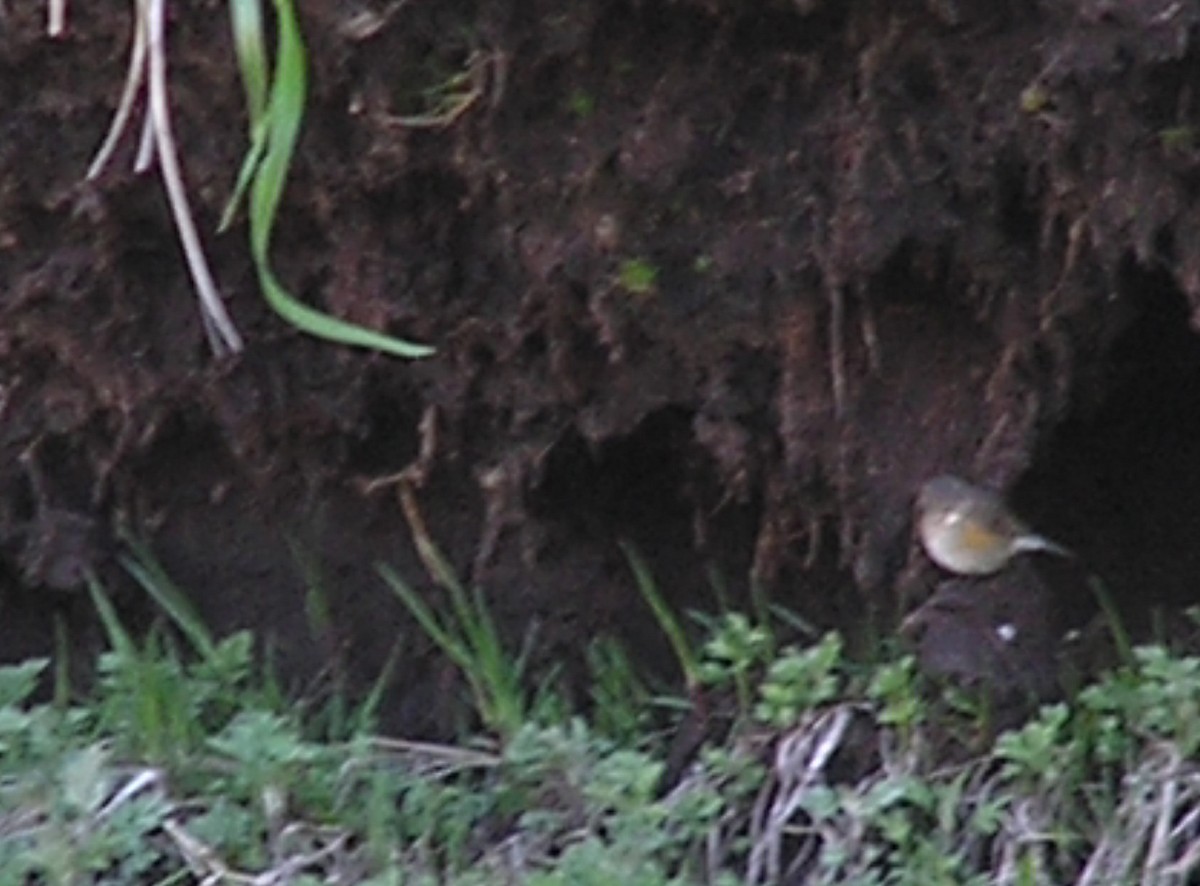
[1159, 125, 1197, 154]
[617, 258, 659, 296]
[567, 89, 597, 120]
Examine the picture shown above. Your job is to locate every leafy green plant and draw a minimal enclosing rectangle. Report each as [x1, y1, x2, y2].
[697, 612, 772, 717]
[754, 632, 844, 727]
[994, 703, 1072, 786]
[1078, 645, 1200, 758]
[206, 709, 324, 821]
[867, 655, 923, 742]
[0, 740, 170, 885]
[500, 719, 719, 883]
[88, 572, 255, 764]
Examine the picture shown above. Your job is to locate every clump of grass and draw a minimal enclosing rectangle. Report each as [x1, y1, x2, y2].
[224, 0, 435, 358]
[84, 0, 434, 359]
[378, 479, 530, 742]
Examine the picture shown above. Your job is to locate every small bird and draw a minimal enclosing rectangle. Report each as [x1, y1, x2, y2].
[915, 474, 1073, 575]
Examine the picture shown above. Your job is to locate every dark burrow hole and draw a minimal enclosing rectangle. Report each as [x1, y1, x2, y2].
[527, 407, 762, 669]
[1014, 262, 1200, 641]
[531, 408, 694, 538]
[345, 383, 424, 476]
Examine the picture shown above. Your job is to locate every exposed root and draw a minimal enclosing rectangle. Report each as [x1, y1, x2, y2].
[86, 0, 244, 357]
[47, 0, 66, 37]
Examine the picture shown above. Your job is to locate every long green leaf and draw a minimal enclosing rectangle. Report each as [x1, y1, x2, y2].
[620, 541, 700, 690]
[117, 532, 216, 662]
[87, 574, 137, 663]
[229, 0, 268, 122]
[220, 0, 270, 231]
[240, 0, 435, 358]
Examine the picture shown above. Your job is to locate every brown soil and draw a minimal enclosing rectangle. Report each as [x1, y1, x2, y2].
[4, 0, 1200, 733]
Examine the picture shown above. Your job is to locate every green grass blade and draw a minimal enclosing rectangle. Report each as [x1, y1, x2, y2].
[220, 127, 268, 233]
[377, 562, 525, 739]
[53, 615, 70, 708]
[229, 0, 268, 123]
[1089, 574, 1134, 668]
[221, 0, 270, 231]
[117, 536, 216, 662]
[619, 541, 700, 690]
[377, 564, 472, 672]
[246, 0, 434, 358]
[353, 644, 400, 735]
[87, 573, 137, 663]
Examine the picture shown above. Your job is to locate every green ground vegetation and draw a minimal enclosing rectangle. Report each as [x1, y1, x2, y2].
[4, 533, 1200, 884]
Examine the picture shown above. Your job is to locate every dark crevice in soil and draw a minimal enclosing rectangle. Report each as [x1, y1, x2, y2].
[1019, 262, 1200, 634]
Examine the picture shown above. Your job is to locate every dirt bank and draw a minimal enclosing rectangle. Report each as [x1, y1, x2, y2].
[4, 0, 1200, 731]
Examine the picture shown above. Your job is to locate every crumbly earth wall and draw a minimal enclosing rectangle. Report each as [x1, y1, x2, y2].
[3, 0, 1200, 730]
